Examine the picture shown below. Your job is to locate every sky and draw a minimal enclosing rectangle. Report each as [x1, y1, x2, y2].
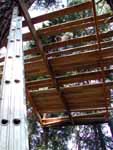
[29, 0, 67, 17]
[22, 0, 67, 34]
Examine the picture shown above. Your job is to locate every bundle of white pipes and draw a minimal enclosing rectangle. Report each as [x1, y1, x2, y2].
[0, 7, 29, 150]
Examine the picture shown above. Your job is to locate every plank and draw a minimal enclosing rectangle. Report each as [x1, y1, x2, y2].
[50, 47, 113, 67]
[29, 82, 112, 113]
[26, 68, 113, 90]
[18, 0, 74, 124]
[33, 103, 107, 113]
[25, 48, 113, 77]
[0, 53, 113, 78]
[42, 112, 107, 126]
[44, 30, 113, 51]
[23, 1, 92, 26]
[47, 40, 113, 57]
[0, 53, 112, 79]
[23, 13, 112, 40]
[23, 40, 113, 59]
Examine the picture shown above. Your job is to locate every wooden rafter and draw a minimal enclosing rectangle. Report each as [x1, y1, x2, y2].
[0, 0, 112, 127]
[23, 13, 113, 40]
[23, 1, 92, 26]
[17, 0, 74, 124]
[26, 89, 43, 126]
[92, 0, 109, 118]
[42, 112, 108, 127]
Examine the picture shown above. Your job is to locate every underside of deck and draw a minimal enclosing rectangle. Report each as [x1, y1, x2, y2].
[1, 0, 113, 127]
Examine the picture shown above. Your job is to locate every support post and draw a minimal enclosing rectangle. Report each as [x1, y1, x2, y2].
[0, 7, 29, 150]
[17, 0, 74, 124]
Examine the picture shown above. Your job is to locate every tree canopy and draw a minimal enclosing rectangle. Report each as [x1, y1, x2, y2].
[34, 0, 58, 8]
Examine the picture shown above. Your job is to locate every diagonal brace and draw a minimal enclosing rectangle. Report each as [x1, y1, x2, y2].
[17, 0, 74, 124]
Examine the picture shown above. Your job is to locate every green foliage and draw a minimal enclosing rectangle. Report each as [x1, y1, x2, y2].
[34, 0, 58, 9]
[46, 126, 72, 150]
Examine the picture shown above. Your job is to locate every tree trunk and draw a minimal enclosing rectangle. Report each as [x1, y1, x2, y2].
[97, 124, 106, 150]
[108, 117, 113, 137]
[43, 127, 49, 149]
[93, 125, 99, 150]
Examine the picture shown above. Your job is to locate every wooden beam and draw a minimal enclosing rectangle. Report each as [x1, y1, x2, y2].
[50, 47, 113, 67]
[30, 82, 112, 113]
[42, 117, 106, 126]
[26, 89, 43, 126]
[0, 50, 113, 78]
[47, 40, 113, 57]
[24, 40, 113, 58]
[0, 39, 112, 65]
[26, 68, 113, 90]
[0, 53, 111, 79]
[17, 0, 74, 124]
[24, 48, 113, 77]
[92, 0, 109, 117]
[43, 30, 113, 52]
[42, 112, 107, 126]
[23, 13, 113, 40]
[23, 1, 92, 26]
[38, 13, 112, 36]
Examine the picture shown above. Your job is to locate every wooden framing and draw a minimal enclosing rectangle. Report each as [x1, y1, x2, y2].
[23, 1, 92, 26]
[18, 0, 74, 124]
[1, 0, 113, 127]
[42, 112, 108, 127]
[23, 13, 112, 41]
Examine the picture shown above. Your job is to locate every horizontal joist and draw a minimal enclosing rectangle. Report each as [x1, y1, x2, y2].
[1, 47, 113, 78]
[24, 48, 38, 56]
[44, 30, 113, 51]
[39, 107, 112, 114]
[43, 117, 106, 126]
[23, 13, 112, 40]
[23, 1, 92, 27]
[24, 40, 113, 59]
[23, 29, 113, 54]
[31, 82, 112, 96]
[38, 14, 112, 36]
[0, 39, 112, 64]
[31, 100, 108, 113]
[30, 82, 112, 113]
[42, 112, 107, 126]
[47, 40, 113, 57]
[26, 68, 113, 90]
[25, 47, 113, 76]
[32, 98, 108, 112]
[2, 39, 113, 65]
[50, 47, 113, 67]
